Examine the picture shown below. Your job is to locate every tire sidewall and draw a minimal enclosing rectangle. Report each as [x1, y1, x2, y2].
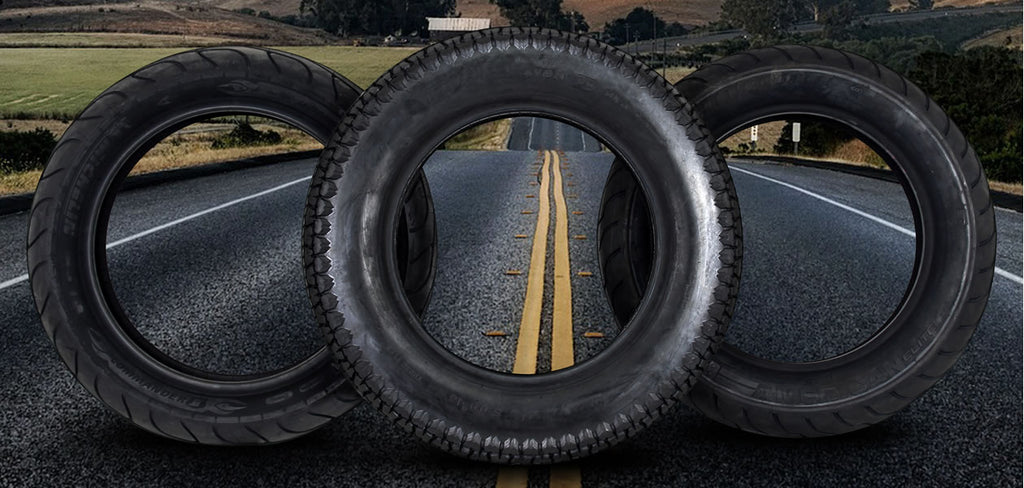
[29, 48, 359, 438]
[682, 59, 978, 411]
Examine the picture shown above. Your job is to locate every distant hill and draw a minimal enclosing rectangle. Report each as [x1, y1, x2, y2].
[456, 0, 1019, 31]
[0, 1, 331, 44]
[2, 0, 1015, 43]
[3, 0, 302, 15]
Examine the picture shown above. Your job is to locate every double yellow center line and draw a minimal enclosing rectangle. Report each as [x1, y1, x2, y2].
[499, 149, 581, 487]
[510, 150, 576, 374]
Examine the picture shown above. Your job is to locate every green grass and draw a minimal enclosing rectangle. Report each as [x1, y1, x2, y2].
[0, 45, 418, 119]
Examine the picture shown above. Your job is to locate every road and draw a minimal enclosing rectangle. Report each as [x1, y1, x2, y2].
[0, 117, 1020, 487]
[621, 3, 1023, 53]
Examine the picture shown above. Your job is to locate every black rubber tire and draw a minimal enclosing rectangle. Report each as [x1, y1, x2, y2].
[597, 45, 997, 437]
[27, 47, 437, 445]
[303, 27, 742, 464]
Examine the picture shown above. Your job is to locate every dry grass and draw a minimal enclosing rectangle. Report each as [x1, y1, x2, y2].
[130, 123, 320, 175]
[821, 139, 888, 168]
[663, 66, 696, 84]
[0, 169, 43, 196]
[445, 119, 513, 151]
[0, 119, 70, 137]
[0, 32, 254, 48]
[721, 121, 788, 152]
[891, 0, 1012, 9]
[0, 122, 320, 196]
[963, 25, 1023, 50]
[990, 181, 1023, 195]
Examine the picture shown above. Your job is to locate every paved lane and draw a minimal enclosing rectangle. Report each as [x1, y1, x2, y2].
[0, 117, 1019, 486]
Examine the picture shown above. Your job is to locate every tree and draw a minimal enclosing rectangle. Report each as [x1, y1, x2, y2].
[300, 0, 455, 36]
[720, 0, 804, 39]
[805, 0, 887, 21]
[805, 0, 888, 39]
[567, 10, 589, 34]
[910, 47, 1023, 182]
[489, 0, 577, 30]
[604, 7, 670, 45]
[909, 0, 934, 10]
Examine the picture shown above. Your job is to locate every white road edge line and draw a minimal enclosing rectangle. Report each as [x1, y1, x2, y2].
[0, 176, 312, 292]
[730, 165, 1024, 286]
[527, 117, 537, 151]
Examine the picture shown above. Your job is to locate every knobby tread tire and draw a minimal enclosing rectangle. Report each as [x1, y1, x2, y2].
[303, 28, 742, 464]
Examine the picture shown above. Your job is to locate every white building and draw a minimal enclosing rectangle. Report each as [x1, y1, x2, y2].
[426, 17, 492, 40]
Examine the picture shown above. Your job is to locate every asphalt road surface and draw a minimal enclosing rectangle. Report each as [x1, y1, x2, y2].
[0, 118, 1020, 487]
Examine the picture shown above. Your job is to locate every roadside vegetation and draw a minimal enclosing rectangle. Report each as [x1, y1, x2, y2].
[444, 119, 514, 151]
[677, 3, 1023, 187]
[0, 118, 320, 196]
[0, 0, 1019, 198]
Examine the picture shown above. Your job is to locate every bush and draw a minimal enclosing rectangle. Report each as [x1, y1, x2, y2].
[210, 122, 282, 150]
[0, 128, 57, 174]
[910, 47, 1023, 183]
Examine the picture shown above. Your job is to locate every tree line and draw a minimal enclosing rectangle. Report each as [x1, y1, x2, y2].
[297, 0, 672, 42]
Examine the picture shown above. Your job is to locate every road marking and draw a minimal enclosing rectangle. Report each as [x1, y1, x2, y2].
[577, 272, 593, 277]
[0, 176, 312, 292]
[730, 165, 1024, 285]
[550, 151, 575, 371]
[511, 151, 551, 375]
[499, 150, 582, 487]
[0, 274, 27, 290]
[528, 117, 538, 151]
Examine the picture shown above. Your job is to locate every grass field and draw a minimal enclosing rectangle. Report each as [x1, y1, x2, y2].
[0, 32, 253, 48]
[0, 46, 418, 119]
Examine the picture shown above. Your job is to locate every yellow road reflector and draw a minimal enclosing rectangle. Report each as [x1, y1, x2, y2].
[583, 332, 605, 339]
[483, 331, 509, 337]
[521, 210, 534, 215]
[577, 271, 594, 277]
[526, 195, 536, 198]
[550, 465, 582, 488]
[515, 234, 529, 239]
[572, 211, 584, 215]
[506, 270, 523, 276]
[573, 235, 587, 240]
[496, 467, 529, 488]
[528, 182, 538, 186]
[567, 182, 576, 187]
